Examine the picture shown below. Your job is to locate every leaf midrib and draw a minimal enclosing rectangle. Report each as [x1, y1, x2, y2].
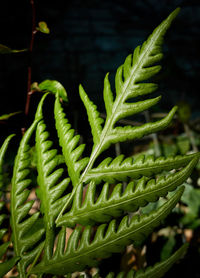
[87, 164, 175, 178]
[86, 152, 198, 182]
[36, 192, 177, 272]
[36, 123, 52, 225]
[65, 169, 184, 223]
[80, 19, 165, 183]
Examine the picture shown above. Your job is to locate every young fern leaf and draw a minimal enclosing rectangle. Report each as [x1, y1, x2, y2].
[84, 152, 200, 184]
[79, 8, 180, 180]
[57, 157, 197, 227]
[54, 94, 89, 187]
[35, 100, 70, 259]
[10, 95, 47, 277]
[32, 187, 183, 275]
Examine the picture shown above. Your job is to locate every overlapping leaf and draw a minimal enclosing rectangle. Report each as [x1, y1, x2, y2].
[32, 187, 183, 275]
[79, 85, 104, 147]
[58, 158, 197, 227]
[10, 96, 46, 277]
[84, 152, 199, 184]
[54, 94, 89, 187]
[36, 114, 70, 228]
[36, 102, 71, 259]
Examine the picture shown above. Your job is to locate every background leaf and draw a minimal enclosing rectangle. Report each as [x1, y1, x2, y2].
[0, 111, 21, 121]
[160, 236, 176, 261]
[0, 44, 27, 54]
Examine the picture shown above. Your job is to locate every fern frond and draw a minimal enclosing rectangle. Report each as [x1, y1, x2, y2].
[84, 152, 199, 184]
[0, 135, 15, 239]
[36, 119, 70, 228]
[36, 102, 71, 259]
[10, 95, 47, 277]
[0, 135, 21, 276]
[106, 106, 177, 145]
[79, 85, 104, 147]
[32, 186, 183, 275]
[0, 134, 15, 188]
[79, 8, 180, 180]
[54, 94, 89, 187]
[57, 158, 197, 227]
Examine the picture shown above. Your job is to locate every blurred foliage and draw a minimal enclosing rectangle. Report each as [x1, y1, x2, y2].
[36, 21, 50, 34]
[0, 44, 27, 54]
[0, 112, 21, 121]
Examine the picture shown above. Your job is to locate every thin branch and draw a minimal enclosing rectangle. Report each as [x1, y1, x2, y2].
[25, 0, 37, 117]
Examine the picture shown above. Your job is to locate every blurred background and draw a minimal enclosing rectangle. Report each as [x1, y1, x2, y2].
[0, 0, 200, 117]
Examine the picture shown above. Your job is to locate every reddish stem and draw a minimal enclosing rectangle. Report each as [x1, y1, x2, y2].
[24, 0, 37, 117]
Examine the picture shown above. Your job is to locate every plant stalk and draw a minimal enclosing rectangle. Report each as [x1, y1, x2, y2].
[25, 0, 37, 118]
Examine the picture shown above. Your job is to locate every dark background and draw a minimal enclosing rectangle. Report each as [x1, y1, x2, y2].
[0, 0, 200, 120]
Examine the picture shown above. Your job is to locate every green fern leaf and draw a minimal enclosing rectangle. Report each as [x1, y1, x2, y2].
[0, 242, 10, 258]
[36, 118, 70, 228]
[58, 158, 197, 227]
[79, 8, 180, 180]
[0, 135, 15, 241]
[32, 186, 183, 275]
[106, 107, 177, 145]
[54, 94, 89, 187]
[0, 134, 15, 188]
[84, 152, 199, 184]
[0, 256, 20, 277]
[36, 101, 71, 259]
[0, 135, 20, 276]
[10, 95, 47, 277]
[79, 84, 104, 147]
[103, 73, 114, 118]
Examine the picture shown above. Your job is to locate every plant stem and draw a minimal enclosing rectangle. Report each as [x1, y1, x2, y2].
[25, 0, 37, 117]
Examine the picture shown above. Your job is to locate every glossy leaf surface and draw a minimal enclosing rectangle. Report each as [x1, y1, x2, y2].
[32, 187, 183, 275]
[38, 80, 68, 102]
